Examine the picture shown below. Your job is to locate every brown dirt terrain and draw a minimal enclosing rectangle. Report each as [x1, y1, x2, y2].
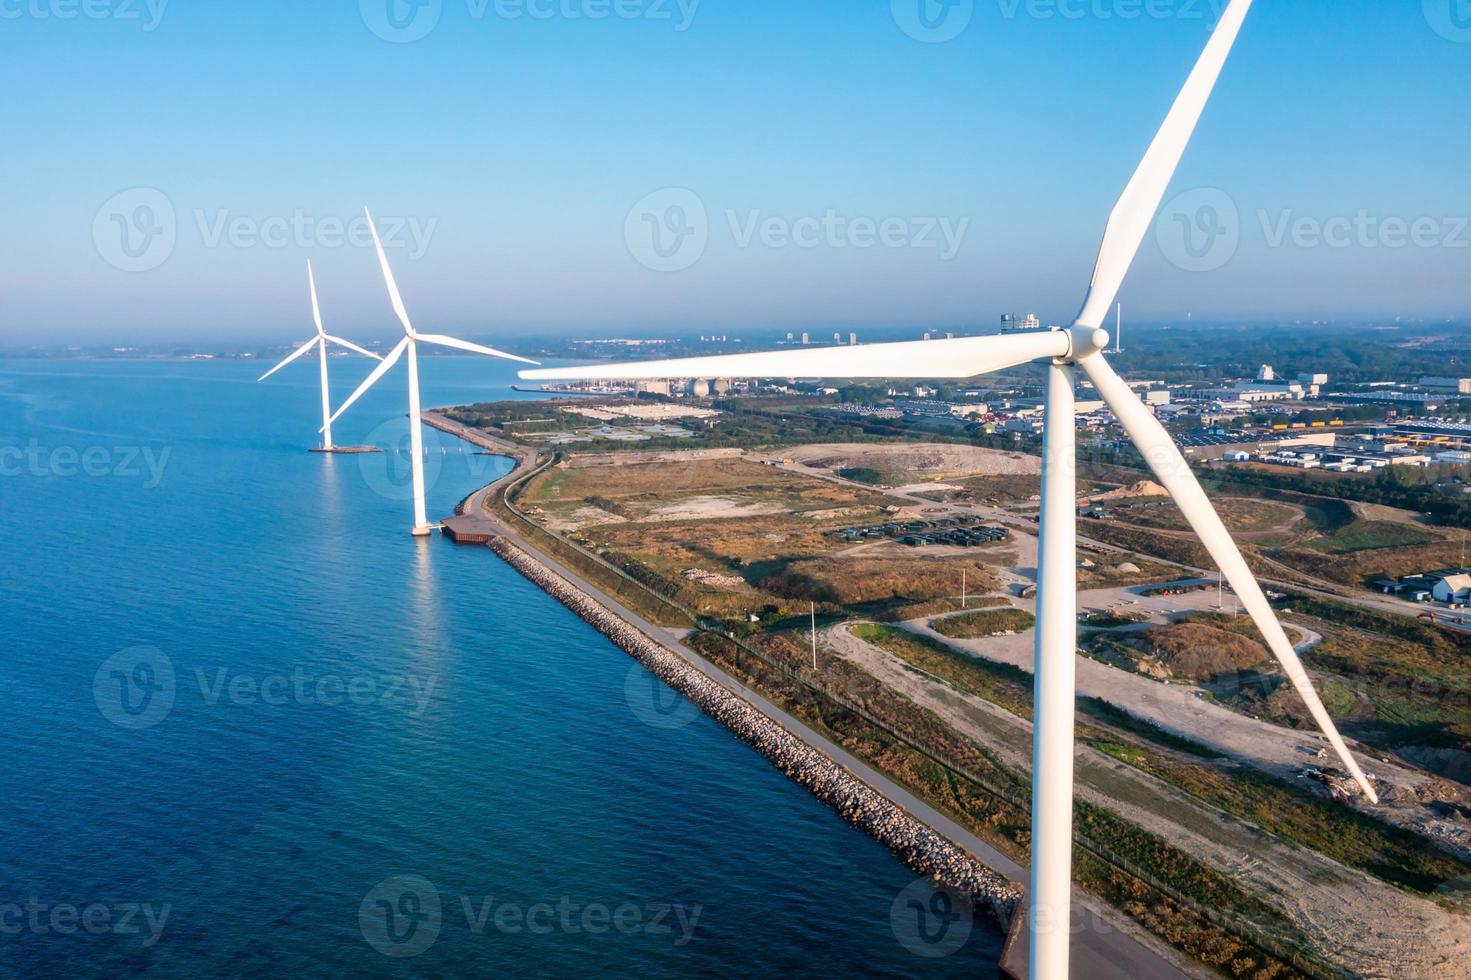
[1106, 496, 1305, 539]
[829, 624, 1471, 978]
[761, 558, 1000, 606]
[1125, 622, 1270, 681]
[526, 455, 1017, 623]
[782, 443, 1041, 482]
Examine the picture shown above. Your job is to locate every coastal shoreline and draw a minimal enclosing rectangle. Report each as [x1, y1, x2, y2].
[486, 533, 1023, 929]
[421, 413, 1020, 921]
[423, 411, 1198, 978]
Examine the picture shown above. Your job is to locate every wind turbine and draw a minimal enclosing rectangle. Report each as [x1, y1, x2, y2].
[520, 2, 1379, 976]
[258, 261, 383, 452]
[326, 209, 538, 536]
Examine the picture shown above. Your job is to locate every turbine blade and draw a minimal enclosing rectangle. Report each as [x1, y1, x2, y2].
[1080, 352, 1378, 803]
[519, 331, 1070, 382]
[418, 333, 539, 366]
[322, 337, 408, 431]
[257, 337, 319, 381]
[324, 334, 384, 360]
[307, 260, 325, 337]
[1073, 0, 1254, 329]
[364, 207, 414, 336]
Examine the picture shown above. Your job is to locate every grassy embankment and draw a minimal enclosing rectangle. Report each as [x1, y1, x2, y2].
[491, 453, 1318, 973]
[696, 625, 1316, 978]
[1209, 598, 1471, 781]
[930, 608, 1037, 639]
[854, 623, 1471, 900]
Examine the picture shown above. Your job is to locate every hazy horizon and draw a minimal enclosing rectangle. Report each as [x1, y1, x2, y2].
[2, 0, 1467, 344]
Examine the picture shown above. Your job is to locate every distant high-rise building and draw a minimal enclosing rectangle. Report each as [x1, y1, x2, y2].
[849, 332, 858, 346]
[786, 331, 794, 342]
[946, 332, 956, 340]
[834, 332, 842, 343]
[923, 332, 932, 342]
[801, 332, 811, 345]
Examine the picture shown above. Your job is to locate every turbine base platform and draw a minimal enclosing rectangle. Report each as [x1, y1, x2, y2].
[411, 525, 435, 538]
[441, 516, 499, 545]
[309, 446, 384, 454]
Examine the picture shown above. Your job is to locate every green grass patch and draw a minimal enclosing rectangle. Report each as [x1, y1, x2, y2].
[930, 608, 1036, 638]
[1304, 520, 1432, 554]
[693, 628, 1309, 976]
[836, 466, 885, 485]
[1078, 723, 1471, 896]
[852, 622, 1035, 719]
[858, 618, 1471, 899]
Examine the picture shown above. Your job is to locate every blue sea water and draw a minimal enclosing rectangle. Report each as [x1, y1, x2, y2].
[0, 357, 1004, 978]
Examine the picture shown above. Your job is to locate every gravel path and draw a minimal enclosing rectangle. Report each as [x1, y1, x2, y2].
[831, 623, 1471, 978]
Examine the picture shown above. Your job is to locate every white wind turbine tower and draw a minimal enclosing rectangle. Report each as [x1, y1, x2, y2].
[521, 2, 1379, 976]
[258, 261, 383, 452]
[326, 209, 539, 536]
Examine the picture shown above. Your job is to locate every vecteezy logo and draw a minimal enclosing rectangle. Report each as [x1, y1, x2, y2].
[93, 647, 176, 730]
[891, 0, 974, 43]
[1425, 0, 1471, 42]
[890, 878, 973, 959]
[93, 188, 177, 273]
[624, 664, 701, 730]
[360, 0, 443, 43]
[624, 188, 708, 273]
[1155, 187, 1240, 273]
[359, 876, 442, 958]
[358, 416, 444, 503]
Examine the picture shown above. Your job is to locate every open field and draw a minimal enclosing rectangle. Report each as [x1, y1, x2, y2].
[1105, 496, 1304, 538]
[483, 434, 1471, 976]
[836, 624, 1471, 976]
[519, 453, 1017, 623]
[1089, 489, 1467, 589]
[781, 442, 1040, 485]
[691, 626, 1318, 977]
[1204, 598, 1471, 786]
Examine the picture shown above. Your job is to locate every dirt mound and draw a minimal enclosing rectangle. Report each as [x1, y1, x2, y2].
[1085, 480, 1168, 504]
[682, 568, 749, 591]
[785, 443, 1040, 480]
[1128, 623, 1268, 681]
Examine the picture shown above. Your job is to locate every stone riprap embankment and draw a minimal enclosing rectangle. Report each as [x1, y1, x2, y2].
[487, 536, 1022, 928]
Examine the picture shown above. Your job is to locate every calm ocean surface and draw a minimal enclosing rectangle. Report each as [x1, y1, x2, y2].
[0, 357, 1003, 978]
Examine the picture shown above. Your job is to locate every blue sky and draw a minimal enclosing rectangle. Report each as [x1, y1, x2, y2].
[0, 0, 1466, 344]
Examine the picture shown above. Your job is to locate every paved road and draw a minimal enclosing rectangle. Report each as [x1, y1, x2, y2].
[450, 448, 1203, 980]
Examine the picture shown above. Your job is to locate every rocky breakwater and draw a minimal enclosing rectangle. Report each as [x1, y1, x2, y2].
[488, 536, 1022, 929]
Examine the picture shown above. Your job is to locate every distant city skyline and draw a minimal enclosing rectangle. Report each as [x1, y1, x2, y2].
[1, 1, 1467, 343]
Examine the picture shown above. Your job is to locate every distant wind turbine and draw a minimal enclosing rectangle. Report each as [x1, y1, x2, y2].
[258, 261, 382, 452]
[518, 2, 1377, 976]
[326, 209, 538, 536]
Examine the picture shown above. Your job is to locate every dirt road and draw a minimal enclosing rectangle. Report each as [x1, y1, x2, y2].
[829, 623, 1471, 978]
